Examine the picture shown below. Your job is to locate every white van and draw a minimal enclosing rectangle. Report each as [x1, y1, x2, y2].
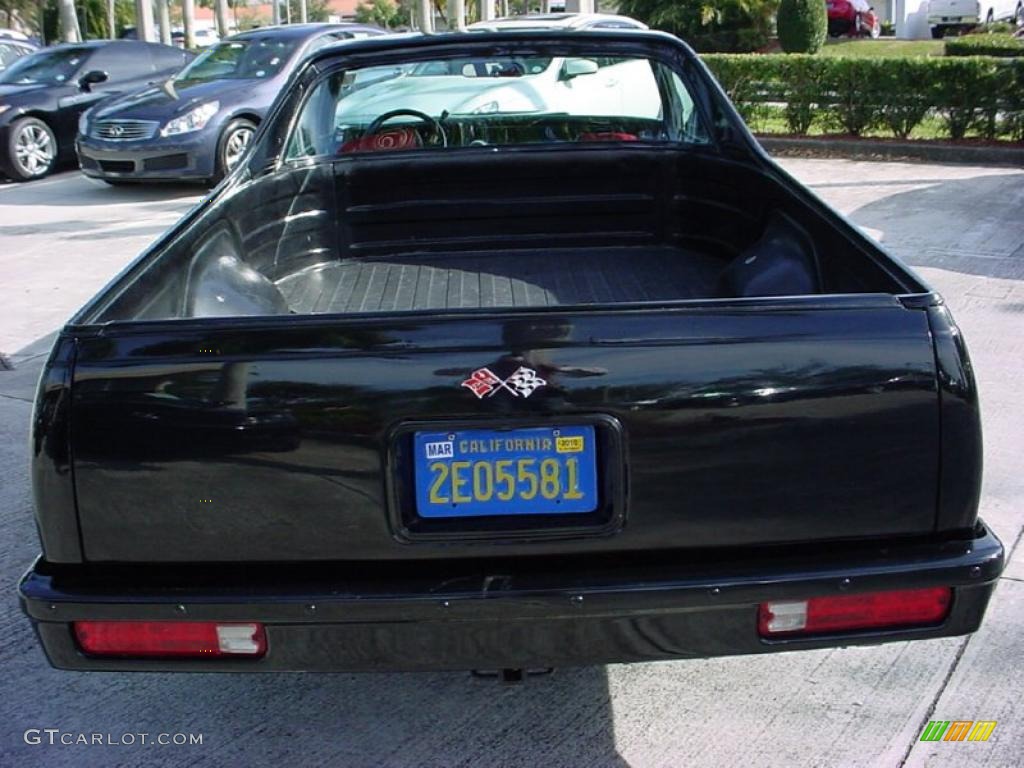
[927, 0, 1021, 38]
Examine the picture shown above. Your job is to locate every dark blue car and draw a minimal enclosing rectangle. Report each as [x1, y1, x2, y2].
[77, 23, 383, 185]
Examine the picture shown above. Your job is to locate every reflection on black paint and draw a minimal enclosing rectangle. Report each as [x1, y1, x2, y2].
[67, 301, 943, 563]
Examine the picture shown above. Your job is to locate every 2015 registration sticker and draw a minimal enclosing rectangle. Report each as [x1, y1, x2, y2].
[412, 426, 598, 518]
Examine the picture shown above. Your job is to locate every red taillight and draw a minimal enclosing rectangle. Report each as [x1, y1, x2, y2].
[73, 621, 267, 658]
[758, 587, 951, 637]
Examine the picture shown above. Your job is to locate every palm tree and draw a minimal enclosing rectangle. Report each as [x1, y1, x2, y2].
[135, 0, 156, 41]
[418, 0, 432, 31]
[58, 0, 81, 41]
[156, 0, 171, 44]
[182, 0, 196, 47]
[448, 0, 464, 29]
[215, 0, 229, 36]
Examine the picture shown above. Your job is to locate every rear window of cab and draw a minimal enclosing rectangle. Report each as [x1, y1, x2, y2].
[285, 53, 710, 159]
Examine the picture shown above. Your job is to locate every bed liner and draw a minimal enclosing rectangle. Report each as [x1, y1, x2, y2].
[275, 246, 725, 314]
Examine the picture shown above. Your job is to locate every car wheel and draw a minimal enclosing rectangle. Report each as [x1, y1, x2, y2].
[214, 118, 257, 182]
[5, 117, 57, 181]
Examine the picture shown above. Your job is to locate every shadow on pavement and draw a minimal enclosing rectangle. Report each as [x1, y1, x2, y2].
[849, 172, 1024, 281]
[0, 171, 204, 206]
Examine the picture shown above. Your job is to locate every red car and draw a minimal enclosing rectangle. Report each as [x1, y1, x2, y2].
[827, 0, 882, 37]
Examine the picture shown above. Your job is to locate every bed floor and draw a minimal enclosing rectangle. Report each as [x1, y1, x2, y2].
[275, 247, 726, 314]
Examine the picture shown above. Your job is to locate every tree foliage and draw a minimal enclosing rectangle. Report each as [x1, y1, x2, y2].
[0, 0, 37, 30]
[355, 0, 411, 28]
[288, 0, 329, 22]
[616, 0, 779, 52]
[40, 0, 134, 42]
[197, 0, 245, 10]
[776, 0, 826, 54]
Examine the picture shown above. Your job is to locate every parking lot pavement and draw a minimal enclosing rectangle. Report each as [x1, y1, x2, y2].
[0, 160, 1022, 768]
[0, 173, 202, 355]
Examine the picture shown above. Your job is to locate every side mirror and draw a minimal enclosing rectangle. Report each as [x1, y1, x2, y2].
[560, 58, 599, 81]
[79, 70, 109, 92]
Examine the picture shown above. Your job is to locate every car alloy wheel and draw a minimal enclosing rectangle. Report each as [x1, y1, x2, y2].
[213, 117, 258, 184]
[8, 118, 56, 180]
[223, 124, 255, 172]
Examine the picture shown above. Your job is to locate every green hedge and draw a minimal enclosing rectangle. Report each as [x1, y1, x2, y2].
[945, 34, 1024, 58]
[777, 0, 827, 54]
[703, 54, 1024, 141]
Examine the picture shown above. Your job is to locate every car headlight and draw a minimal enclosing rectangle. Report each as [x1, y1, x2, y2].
[160, 101, 220, 137]
[78, 109, 91, 136]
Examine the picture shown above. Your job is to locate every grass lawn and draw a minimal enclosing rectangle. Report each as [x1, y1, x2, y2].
[818, 38, 946, 57]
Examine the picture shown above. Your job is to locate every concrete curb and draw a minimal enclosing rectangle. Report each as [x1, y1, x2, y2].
[757, 136, 1024, 167]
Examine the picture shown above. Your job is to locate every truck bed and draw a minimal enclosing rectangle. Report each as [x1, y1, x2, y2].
[275, 247, 724, 313]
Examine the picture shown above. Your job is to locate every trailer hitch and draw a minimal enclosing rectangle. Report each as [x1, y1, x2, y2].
[470, 668, 555, 684]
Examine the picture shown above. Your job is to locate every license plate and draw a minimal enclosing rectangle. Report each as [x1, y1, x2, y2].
[413, 426, 598, 518]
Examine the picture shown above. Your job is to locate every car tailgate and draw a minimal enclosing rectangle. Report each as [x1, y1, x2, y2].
[69, 296, 939, 562]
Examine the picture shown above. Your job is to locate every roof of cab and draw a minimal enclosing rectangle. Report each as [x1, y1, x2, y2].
[308, 27, 688, 68]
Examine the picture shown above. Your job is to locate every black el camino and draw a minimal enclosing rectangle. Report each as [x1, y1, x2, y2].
[20, 30, 1002, 674]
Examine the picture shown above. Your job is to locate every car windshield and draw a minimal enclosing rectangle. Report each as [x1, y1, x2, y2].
[0, 46, 89, 85]
[286, 53, 710, 159]
[175, 38, 298, 82]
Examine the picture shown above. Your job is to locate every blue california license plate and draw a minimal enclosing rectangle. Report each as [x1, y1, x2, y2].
[413, 426, 598, 518]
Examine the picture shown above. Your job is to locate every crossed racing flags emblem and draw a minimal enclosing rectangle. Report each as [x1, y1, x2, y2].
[461, 366, 548, 399]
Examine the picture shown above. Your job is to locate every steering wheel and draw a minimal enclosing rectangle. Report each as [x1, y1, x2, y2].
[364, 109, 447, 147]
